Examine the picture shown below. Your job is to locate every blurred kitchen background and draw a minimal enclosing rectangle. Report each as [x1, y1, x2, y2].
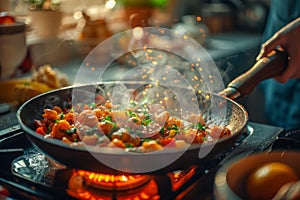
[0, 0, 270, 123]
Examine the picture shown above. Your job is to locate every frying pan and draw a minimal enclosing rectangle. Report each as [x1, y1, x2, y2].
[16, 50, 288, 174]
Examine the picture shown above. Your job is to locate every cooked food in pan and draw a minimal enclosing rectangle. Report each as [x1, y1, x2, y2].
[34, 93, 231, 153]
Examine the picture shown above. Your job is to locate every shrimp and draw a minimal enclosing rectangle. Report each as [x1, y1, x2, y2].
[76, 110, 98, 127]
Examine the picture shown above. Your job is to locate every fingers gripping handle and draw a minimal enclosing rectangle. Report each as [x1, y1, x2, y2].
[220, 49, 289, 100]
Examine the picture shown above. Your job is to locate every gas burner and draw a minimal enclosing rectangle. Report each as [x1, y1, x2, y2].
[67, 171, 159, 200]
[66, 167, 201, 200]
[9, 146, 199, 200]
[0, 122, 284, 199]
[11, 149, 66, 187]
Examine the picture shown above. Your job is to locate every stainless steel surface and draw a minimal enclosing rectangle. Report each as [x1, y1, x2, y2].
[0, 21, 27, 80]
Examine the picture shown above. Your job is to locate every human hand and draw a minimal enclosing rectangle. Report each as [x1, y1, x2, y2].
[256, 17, 300, 83]
[273, 180, 300, 200]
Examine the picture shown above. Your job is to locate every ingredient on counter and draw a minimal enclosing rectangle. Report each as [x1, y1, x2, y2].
[247, 162, 299, 200]
[31, 64, 69, 89]
[0, 65, 69, 104]
[34, 94, 231, 153]
[0, 14, 15, 24]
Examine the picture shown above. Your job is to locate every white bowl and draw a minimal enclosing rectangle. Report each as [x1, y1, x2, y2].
[214, 151, 300, 200]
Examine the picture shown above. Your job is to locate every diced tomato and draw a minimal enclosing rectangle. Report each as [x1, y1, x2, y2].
[95, 95, 105, 105]
[0, 16, 15, 24]
[34, 119, 43, 127]
[159, 138, 176, 147]
[195, 132, 206, 143]
[36, 127, 46, 136]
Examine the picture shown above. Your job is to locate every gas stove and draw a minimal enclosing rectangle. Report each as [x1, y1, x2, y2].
[0, 122, 286, 200]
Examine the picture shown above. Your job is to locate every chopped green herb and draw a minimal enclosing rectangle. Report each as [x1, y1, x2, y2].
[141, 138, 153, 143]
[103, 115, 112, 122]
[159, 127, 165, 134]
[90, 103, 96, 109]
[128, 110, 132, 117]
[144, 114, 151, 120]
[167, 124, 179, 130]
[142, 119, 151, 126]
[125, 143, 134, 148]
[172, 124, 179, 130]
[66, 128, 77, 136]
[196, 122, 206, 131]
[128, 110, 138, 117]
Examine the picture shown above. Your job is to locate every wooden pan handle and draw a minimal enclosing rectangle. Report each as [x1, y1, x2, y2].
[219, 49, 289, 100]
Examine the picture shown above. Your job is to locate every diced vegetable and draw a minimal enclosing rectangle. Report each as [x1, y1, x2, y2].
[34, 94, 231, 153]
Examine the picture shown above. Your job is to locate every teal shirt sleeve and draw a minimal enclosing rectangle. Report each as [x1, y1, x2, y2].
[261, 0, 300, 129]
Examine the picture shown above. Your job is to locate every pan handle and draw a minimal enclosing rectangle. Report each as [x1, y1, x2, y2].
[219, 49, 289, 100]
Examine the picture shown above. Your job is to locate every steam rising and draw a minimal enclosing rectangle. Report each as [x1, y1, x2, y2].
[73, 27, 227, 173]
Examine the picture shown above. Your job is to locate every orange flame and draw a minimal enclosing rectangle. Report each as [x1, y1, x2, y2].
[76, 170, 151, 191]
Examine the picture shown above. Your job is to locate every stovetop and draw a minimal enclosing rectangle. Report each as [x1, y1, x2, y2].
[0, 121, 289, 200]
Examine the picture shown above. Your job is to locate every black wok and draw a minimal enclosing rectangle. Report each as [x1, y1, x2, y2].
[16, 50, 288, 174]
